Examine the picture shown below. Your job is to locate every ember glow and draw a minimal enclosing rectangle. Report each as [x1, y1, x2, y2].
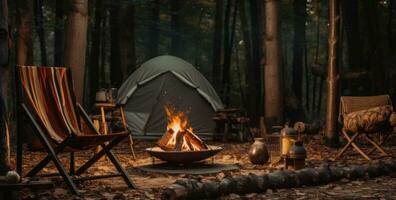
[158, 106, 208, 151]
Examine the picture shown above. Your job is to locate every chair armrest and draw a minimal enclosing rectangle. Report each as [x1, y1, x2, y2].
[77, 104, 101, 135]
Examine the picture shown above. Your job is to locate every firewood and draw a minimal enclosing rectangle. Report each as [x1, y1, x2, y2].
[383, 160, 396, 171]
[184, 136, 195, 151]
[201, 181, 219, 199]
[158, 127, 208, 151]
[343, 165, 366, 180]
[328, 165, 346, 181]
[174, 131, 185, 151]
[267, 170, 297, 188]
[158, 128, 175, 151]
[366, 162, 388, 178]
[314, 165, 332, 184]
[218, 176, 237, 195]
[185, 129, 208, 150]
[161, 159, 396, 200]
[295, 168, 320, 186]
[161, 184, 188, 200]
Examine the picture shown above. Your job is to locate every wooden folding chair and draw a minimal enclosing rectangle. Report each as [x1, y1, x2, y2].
[335, 95, 393, 161]
[15, 66, 136, 195]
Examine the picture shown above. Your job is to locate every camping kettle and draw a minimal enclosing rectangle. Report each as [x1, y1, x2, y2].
[106, 88, 117, 103]
[95, 89, 107, 102]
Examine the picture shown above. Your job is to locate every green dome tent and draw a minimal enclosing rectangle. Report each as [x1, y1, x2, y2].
[117, 55, 224, 139]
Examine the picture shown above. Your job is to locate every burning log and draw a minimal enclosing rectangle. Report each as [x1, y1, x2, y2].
[158, 128, 208, 151]
[158, 106, 208, 151]
[158, 129, 175, 151]
[161, 160, 396, 200]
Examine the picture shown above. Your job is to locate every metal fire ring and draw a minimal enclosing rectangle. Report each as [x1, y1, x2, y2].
[146, 145, 223, 163]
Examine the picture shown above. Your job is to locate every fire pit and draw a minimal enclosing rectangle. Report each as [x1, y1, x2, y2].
[146, 145, 222, 163]
[146, 106, 222, 163]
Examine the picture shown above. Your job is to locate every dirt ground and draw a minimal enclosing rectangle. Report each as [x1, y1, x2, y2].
[15, 135, 396, 200]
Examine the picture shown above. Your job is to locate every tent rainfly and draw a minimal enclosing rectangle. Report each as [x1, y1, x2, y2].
[117, 55, 224, 139]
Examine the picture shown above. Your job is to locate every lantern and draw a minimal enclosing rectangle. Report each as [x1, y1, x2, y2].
[280, 124, 298, 156]
[286, 140, 307, 170]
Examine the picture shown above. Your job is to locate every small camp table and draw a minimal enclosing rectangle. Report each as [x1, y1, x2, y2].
[92, 103, 136, 160]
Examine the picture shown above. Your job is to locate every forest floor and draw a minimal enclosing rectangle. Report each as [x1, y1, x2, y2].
[16, 135, 396, 200]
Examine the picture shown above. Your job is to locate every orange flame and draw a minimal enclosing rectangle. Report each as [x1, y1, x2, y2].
[165, 105, 191, 135]
[161, 105, 207, 151]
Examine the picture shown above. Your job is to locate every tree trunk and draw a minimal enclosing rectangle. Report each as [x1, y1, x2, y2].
[100, 12, 108, 87]
[0, 1, 7, 68]
[110, 3, 121, 87]
[263, 0, 283, 127]
[54, 0, 64, 66]
[34, 0, 47, 66]
[325, 0, 340, 147]
[64, 0, 88, 103]
[88, 0, 103, 107]
[221, 0, 232, 104]
[291, 0, 306, 105]
[0, 0, 10, 175]
[16, 0, 34, 66]
[363, 1, 387, 94]
[390, 0, 395, 52]
[341, 0, 364, 94]
[110, 2, 136, 87]
[341, 0, 360, 70]
[222, 0, 238, 106]
[249, 0, 262, 116]
[212, 0, 223, 89]
[119, 3, 136, 80]
[240, 0, 259, 126]
[312, 0, 321, 113]
[170, 0, 182, 56]
[147, 0, 160, 59]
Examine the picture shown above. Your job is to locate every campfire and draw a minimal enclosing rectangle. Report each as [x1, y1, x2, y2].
[158, 106, 208, 151]
[146, 105, 222, 163]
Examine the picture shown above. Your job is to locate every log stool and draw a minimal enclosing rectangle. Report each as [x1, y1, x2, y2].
[93, 103, 136, 160]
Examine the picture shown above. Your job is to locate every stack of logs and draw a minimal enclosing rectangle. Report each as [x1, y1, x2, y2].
[158, 128, 208, 151]
[162, 160, 396, 200]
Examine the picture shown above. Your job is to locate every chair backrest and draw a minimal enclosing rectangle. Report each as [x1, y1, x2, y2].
[340, 95, 393, 117]
[18, 66, 83, 144]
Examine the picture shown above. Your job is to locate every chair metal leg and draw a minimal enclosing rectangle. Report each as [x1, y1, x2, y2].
[335, 130, 360, 160]
[74, 135, 135, 189]
[367, 133, 390, 155]
[16, 126, 23, 176]
[120, 106, 136, 160]
[50, 152, 79, 195]
[26, 136, 71, 177]
[105, 150, 136, 188]
[128, 135, 136, 160]
[350, 141, 372, 161]
[16, 111, 23, 175]
[70, 152, 75, 175]
[21, 104, 79, 195]
[74, 135, 125, 175]
[365, 134, 388, 156]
